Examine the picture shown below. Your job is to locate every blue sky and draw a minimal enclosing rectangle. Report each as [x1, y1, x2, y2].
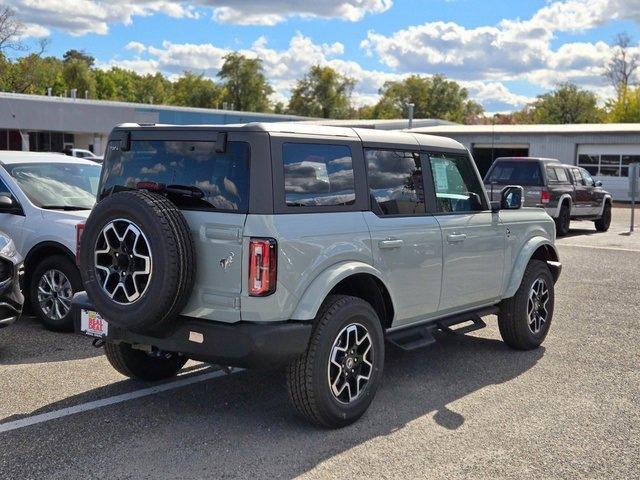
[7, 0, 640, 112]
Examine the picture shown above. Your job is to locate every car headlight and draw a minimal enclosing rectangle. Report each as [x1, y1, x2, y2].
[0, 234, 18, 261]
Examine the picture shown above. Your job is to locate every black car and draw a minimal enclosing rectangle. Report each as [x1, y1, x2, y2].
[485, 157, 613, 236]
[0, 232, 24, 329]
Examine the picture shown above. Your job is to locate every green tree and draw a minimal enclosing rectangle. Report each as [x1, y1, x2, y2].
[62, 59, 96, 98]
[528, 83, 603, 124]
[171, 71, 223, 108]
[217, 52, 273, 112]
[371, 74, 483, 123]
[63, 49, 95, 67]
[287, 65, 355, 118]
[607, 85, 640, 122]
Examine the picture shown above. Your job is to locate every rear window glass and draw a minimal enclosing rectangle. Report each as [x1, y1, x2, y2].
[101, 140, 250, 212]
[486, 161, 543, 186]
[282, 143, 355, 207]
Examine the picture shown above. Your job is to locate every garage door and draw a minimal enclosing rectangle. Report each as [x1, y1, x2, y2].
[577, 144, 640, 201]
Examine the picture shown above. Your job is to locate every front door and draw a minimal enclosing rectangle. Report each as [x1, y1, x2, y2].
[426, 152, 505, 313]
[363, 149, 442, 326]
[579, 168, 602, 215]
[570, 167, 591, 216]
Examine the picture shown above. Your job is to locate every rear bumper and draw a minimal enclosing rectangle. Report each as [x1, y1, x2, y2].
[72, 292, 312, 369]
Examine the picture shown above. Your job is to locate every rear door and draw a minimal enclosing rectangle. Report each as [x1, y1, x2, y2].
[363, 148, 442, 326]
[429, 152, 505, 313]
[101, 130, 252, 322]
[570, 167, 590, 216]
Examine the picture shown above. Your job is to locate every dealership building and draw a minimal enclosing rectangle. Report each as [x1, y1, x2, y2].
[0, 92, 447, 156]
[410, 123, 640, 201]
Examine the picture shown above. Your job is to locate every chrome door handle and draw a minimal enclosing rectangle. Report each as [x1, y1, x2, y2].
[447, 233, 467, 244]
[378, 239, 404, 249]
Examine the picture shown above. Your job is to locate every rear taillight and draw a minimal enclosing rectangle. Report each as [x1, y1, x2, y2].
[540, 189, 551, 204]
[248, 238, 277, 296]
[76, 222, 85, 264]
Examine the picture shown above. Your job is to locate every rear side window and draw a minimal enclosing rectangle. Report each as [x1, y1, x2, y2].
[555, 167, 569, 182]
[282, 143, 355, 207]
[366, 149, 425, 216]
[101, 140, 250, 212]
[546, 166, 558, 181]
[486, 161, 543, 186]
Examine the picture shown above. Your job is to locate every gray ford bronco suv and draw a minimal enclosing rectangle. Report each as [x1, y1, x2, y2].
[485, 157, 612, 236]
[74, 123, 561, 428]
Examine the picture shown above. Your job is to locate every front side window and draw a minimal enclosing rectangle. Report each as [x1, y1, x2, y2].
[101, 140, 250, 212]
[366, 149, 424, 216]
[282, 143, 355, 207]
[580, 169, 596, 187]
[571, 168, 584, 186]
[429, 153, 485, 213]
[6, 162, 101, 210]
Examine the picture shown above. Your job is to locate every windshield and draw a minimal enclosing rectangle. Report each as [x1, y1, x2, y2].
[6, 162, 101, 210]
[485, 160, 543, 186]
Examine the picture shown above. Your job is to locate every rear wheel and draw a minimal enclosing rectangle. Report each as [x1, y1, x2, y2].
[29, 254, 82, 332]
[104, 342, 187, 381]
[555, 203, 571, 237]
[286, 295, 384, 428]
[498, 260, 554, 350]
[595, 202, 611, 232]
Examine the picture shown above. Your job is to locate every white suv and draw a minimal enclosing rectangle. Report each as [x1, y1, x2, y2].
[0, 152, 101, 331]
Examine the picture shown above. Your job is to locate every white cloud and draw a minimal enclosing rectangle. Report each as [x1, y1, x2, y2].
[125, 41, 147, 54]
[361, 0, 640, 95]
[4, 0, 391, 36]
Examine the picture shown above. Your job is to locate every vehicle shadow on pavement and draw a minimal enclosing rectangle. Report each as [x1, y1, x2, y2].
[1, 330, 544, 479]
[0, 316, 101, 365]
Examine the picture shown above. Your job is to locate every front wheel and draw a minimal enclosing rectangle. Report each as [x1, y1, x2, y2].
[286, 295, 385, 428]
[594, 202, 611, 232]
[498, 260, 555, 350]
[29, 254, 82, 332]
[105, 342, 187, 381]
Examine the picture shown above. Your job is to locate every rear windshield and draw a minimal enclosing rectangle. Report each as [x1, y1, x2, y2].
[100, 140, 250, 212]
[485, 161, 543, 186]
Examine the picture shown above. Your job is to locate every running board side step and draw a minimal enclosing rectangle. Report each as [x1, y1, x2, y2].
[386, 306, 499, 351]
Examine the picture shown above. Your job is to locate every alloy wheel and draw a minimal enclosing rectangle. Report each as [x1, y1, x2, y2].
[527, 278, 550, 334]
[94, 219, 152, 305]
[327, 323, 373, 404]
[37, 269, 73, 321]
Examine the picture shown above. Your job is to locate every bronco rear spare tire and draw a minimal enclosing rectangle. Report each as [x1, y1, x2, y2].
[79, 190, 195, 333]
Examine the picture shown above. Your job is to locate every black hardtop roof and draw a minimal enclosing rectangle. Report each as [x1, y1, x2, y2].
[111, 122, 467, 152]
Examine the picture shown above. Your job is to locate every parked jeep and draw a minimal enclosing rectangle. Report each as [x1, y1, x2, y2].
[74, 123, 561, 428]
[484, 157, 612, 236]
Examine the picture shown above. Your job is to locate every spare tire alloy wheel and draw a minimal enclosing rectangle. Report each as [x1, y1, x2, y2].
[94, 219, 152, 305]
[328, 323, 373, 404]
[37, 269, 73, 321]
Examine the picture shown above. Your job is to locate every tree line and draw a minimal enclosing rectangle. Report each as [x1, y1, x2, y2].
[0, 7, 638, 124]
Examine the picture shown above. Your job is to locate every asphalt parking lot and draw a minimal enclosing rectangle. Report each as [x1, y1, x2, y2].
[1, 207, 638, 480]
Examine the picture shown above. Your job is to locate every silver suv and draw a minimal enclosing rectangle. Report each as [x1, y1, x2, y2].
[75, 123, 561, 428]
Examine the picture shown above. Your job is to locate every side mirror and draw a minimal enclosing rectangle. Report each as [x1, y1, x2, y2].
[595, 181, 603, 187]
[500, 186, 524, 210]
[0, 195, 20, 214]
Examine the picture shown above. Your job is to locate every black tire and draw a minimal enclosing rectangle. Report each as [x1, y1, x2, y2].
[79, 190, 195, 333]
[286, 295, 385, 428]
[29, 254, 82, 332]
[555, 203, 571, 237]
[498, 260, 555, 350]
[104, 342, 187, 381]
[595, 202, 611, 232]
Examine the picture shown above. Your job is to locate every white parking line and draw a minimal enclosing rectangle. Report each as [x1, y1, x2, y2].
[0, 368, 229, 434]
[557, 243, 640, 253]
